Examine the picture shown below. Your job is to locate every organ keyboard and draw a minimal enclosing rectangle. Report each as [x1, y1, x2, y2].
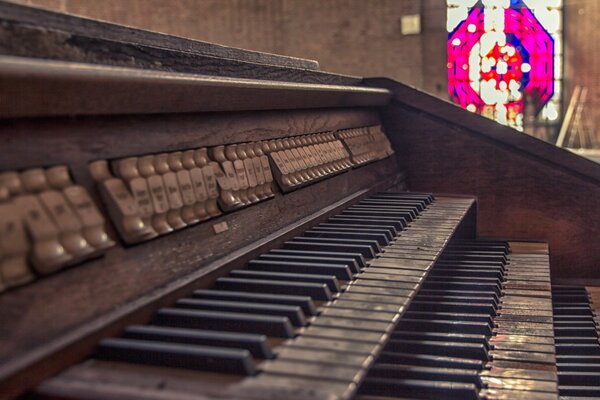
[1, 3, 600, 400]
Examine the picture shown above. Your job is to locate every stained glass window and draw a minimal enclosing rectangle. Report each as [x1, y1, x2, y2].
[447, 0, 562, 131]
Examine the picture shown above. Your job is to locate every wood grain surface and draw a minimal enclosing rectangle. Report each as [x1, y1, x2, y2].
[374, 78, 600, 282]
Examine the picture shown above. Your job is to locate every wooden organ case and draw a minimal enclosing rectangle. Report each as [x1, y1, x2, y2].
[1, 3, 600, 400]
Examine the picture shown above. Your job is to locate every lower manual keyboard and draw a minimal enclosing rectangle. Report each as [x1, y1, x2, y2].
[553, 286, 600, 399]
[37, 192, 478, 400]
[357, 241, 558, 400]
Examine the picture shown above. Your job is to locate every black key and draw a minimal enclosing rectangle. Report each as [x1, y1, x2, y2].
[557, 364, 600, 372]
[556, 343, 600, 356]
[96, 338, 257, 375]
[371, 192, 433, 204]
[368, 364, 481, 387]
[192, 289, 317, 316]
[429, 269, 503, 279]
[558, 371, 600, 386]
[154, 308, 295, 338]
[304, 229, 389, 245]
[417, 289, 499, 304]
[350, 205, 419, 218]
[410, 300, 496, 315]
[359, 199, 425, 212]
[559, 385, 600, 397]
[343, 208, 415, 222]
[415, 295, 498, 309]
[268, 249, 366, 270]
[214, 277, 332, 301]
[358, 377, 480, 400]
[283, 240, 375, 259]
[422, 280, 501, 296]
[258, 253, 360, 274]
[122, 325, 273, 359]
[175, 297, 307, 327]
[292, 236, 382, 254]
[405, 311, 493, 324]
[317, 223, 396, 240]
[385, 339, 489, 361]
[328, 216, 405, 231]
[247, 260, 352, 280]
[392, 331, 489, 347]
[376, 352, 483, 370]
[396, 318, 493, 336]
[230, 269, 340, 293]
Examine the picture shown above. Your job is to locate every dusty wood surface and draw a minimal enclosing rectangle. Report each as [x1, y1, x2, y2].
[0, 2, 365, 85]
[0, 56, 390, 118]
[374, 78, 600, 282]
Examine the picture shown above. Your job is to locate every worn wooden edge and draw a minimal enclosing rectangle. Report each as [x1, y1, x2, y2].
[0, 171, 405, 400]
[0, 1, 320, 71]
[0, 56, 390, 118]
[365, 77, 600, 186]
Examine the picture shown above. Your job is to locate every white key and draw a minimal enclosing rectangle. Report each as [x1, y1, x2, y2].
[0, 202, 34, 287]
[63, 185, 115, 250]
[14, 194, 71, 274]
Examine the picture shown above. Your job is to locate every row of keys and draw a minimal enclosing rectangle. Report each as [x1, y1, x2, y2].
[265, 133, 352, 193]
[90, 144, 275, 244]
[0, 167, 114, 292]
[209, 143, 274, 211]
[337, 125, 394, 166]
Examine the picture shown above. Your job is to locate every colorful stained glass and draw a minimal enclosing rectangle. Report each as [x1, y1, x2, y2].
[447, 0, 562, 130]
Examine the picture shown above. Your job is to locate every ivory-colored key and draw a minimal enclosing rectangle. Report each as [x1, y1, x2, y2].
[283, 138, 310, 182]
[23, 169, 95, 259]
[209, 146, 241, 210]
[279, 140, 305, 184]
[267, 142, 294, 189]
[112, 158, 157, 237]
[193, 149, 223, 216]
[225, 145, 251, 205]
[287, 139, 313, 181]
[47, 165, 117, 251]
[90, 160, 154, 244]
[0, 171, 23, 197]
[62, 185, 116, 250]
[154, 153, 186, 230]
[254, 143, 275, 197]
[300, 137, 326, 177]
[236, 144, 260, 203]
[246, 144, 267, 200]
[181, 150, 210, 221]
[0, 195, 34, 288]
[168, 152, 201, 225]
[137, 156, 174, 234]
[14, 193, 72, 274]
[273, 141, 300, 185]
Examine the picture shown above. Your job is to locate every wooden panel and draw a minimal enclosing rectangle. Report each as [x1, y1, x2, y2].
[0, 1, 320, 71]
[375, 78, 600, 281]
[0, 107, 380, 172]
[0, 2, 367, 86]
[0, 56, 390, 118]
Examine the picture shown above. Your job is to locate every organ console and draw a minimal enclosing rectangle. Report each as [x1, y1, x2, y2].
[1, 2, 600, 400]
